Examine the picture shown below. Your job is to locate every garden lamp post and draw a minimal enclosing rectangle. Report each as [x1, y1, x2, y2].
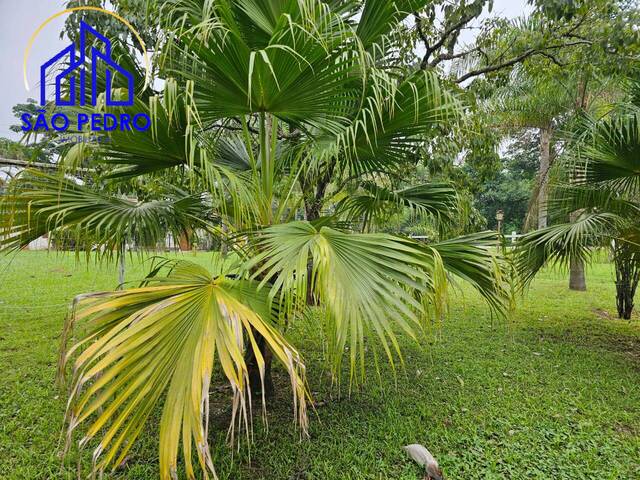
[496, 209, 504, 235]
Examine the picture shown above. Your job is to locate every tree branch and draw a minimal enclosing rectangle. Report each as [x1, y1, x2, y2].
[429, 46, 481, 67]
[416, 11, 476, 69]
[454, 49, 538, 83]
[0, 158, 55, 169]
[414, 13, 430, 70]
[538, 51, 566, 67]
[454, 40, 593, 83]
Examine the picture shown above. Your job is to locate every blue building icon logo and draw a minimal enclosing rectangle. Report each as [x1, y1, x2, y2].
[40, 21, 134, 107]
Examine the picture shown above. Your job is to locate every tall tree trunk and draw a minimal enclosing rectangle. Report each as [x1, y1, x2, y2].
[537, 126, 552, 229]
[566, 77, 590, 292]
[568, 211, 587, 291]
[569, 257, 587, 291]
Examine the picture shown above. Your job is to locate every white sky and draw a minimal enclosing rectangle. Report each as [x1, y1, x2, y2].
[0, 0, 531, 140]
[0, 1, 67, 139]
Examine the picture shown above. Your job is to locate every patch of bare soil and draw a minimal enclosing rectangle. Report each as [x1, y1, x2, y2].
[540, 328, 640, 368]
[206, 369, 303, 432]
[592, 308, 615, 320]
[592, 307, 640, 321]
[614, 422, 638, 437]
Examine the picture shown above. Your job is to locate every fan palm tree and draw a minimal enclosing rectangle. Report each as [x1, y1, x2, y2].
[515, 110, 640, 320]
[1, 1, 509, 478]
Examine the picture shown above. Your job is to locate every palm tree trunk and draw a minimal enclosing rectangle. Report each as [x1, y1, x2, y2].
[245, 328, 275, 398]
[537, 126, 552, 229]
[568, 211, 586, 291]
[614, 244, 639, 319]
[569, 256, 587, 291]
[302, 165, 334, 222]
[566, 77, 590, 292]
[301, 164, 334, 304]
[118, 241, 126, 289]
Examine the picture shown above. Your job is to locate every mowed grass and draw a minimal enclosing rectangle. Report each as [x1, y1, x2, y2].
[0, 251, 639, 479]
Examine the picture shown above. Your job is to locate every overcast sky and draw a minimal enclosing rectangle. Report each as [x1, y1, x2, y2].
[0, 0, 531, 140]
[0, 1, 67, 138]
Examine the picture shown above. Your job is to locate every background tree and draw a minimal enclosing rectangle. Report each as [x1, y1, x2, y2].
[476, 132, 539, 233]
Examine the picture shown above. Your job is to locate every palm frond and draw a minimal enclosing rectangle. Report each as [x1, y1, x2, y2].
[247, 221, 429, 384]
[486, 65, 575, 129]
[332, 70, 461, 176]
[247, 221, 508, 383]
[336, 181, 458, 226]
[164, 0, 361, 135]
[548, 184, 640, 221]
[58, 79, 197, 178]
[421, 231, 509, 316]
[60, 259, 308, 479]
[514, 212, 619, 286]
[576, 113, 640, 195]
[0, 170, 216, 257]
[356, 0, 430, 48]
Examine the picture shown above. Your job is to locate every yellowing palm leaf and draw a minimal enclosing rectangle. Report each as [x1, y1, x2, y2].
[60, 260, 307, 479]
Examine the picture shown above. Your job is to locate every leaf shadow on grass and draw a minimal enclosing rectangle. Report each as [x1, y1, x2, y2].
[536, 325, 640, 371]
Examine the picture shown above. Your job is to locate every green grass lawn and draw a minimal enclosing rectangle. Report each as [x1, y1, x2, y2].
[1, 251, 639, 479]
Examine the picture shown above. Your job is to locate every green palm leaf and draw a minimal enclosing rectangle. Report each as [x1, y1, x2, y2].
[165, 0, 360, 134]
[336, 181, 458, 225]
[248, 221, 428, 383]
[514, 212, 618, 286]
[247, 222, 508, 383]
[577, 113, 640, 194]
[356, 0, 430, 48]
[332, 70, 461, 176]
[0, 170, 216, 256]
[548, 184, 640, 220]
[423, 231, 509, 315]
